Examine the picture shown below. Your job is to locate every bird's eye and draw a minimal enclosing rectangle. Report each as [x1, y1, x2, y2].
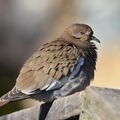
[80, 31, 84, 34]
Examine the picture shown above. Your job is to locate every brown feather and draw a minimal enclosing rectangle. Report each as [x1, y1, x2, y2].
[15, 40, 81, 93]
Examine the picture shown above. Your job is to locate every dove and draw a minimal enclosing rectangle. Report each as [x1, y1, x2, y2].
[0, 23, 100, 107]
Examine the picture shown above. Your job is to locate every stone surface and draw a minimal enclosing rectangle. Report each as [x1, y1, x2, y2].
[45, 92, 82, 120]
[0, 106, 40, 120]
[0, 86, 120, 120]
[81, 87, 120, 120]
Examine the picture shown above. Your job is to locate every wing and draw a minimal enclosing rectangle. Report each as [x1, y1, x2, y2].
[15, 40, 83, 94]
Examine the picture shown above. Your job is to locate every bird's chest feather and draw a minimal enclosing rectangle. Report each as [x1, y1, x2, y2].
[41, 44, 97, 92]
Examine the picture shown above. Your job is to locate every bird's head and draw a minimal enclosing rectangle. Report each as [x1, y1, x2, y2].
[61, 23, 100, 48]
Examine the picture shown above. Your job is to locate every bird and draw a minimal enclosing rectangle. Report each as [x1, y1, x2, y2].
[0, 23, 100, 107]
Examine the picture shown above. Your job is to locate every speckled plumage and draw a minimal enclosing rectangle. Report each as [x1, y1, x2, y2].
[16, 40, 81, 92]
[0, 23, 100, 106]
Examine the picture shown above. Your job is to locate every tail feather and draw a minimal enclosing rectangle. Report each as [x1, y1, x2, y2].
[0, 87, 29, 107]
[0, 100, 9, 107]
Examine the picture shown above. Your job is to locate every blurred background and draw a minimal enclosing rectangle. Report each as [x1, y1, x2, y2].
[0, 0, 120, 116]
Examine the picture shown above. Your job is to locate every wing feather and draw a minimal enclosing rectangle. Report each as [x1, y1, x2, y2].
[15, 40, 82, 94]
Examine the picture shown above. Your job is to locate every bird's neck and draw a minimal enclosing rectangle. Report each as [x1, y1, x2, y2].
[59, 36, 89, 50]
[85, 43, 97, 70]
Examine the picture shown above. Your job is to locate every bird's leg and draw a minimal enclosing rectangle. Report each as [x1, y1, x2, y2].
[39, 101, 54, 120]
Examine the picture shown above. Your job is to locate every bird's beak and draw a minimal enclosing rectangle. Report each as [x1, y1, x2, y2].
[91, 36, 100, 43]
